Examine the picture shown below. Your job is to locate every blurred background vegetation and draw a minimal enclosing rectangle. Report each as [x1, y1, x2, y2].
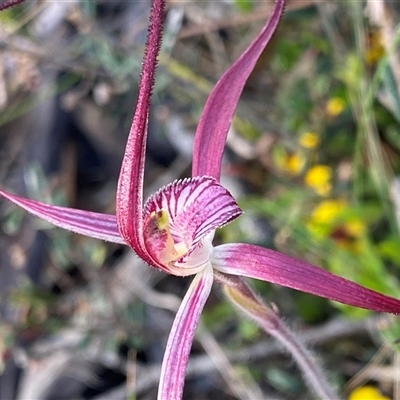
[0, 0, 400, 399]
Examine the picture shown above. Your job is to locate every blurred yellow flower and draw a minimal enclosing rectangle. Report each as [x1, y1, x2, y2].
[275, 150, 305, 176]
[326, 97, 346, 117]
[286, 153, 305, 175]
[345, 220, 366, 237]
[305, 165, 332, 196]
[366, 30, 385, 65]
[307, 199, 366, 251]
[348, 386, 390, 400]
[310, 199, 345, 225]
[299, 132, 319, 149]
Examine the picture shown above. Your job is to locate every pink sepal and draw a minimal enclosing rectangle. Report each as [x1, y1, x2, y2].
[213, 243, 400, 314]
[116, 0, 165, 267]
[0, 190, 124, 244]
[158, 264, 214, 400]
[192, 0, 285, 180]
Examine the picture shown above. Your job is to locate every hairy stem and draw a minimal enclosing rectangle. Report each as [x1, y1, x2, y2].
[215, 271, 340, 399]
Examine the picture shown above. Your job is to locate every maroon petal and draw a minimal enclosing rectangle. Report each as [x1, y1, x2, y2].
[192, 0, 285, 180]
[0, 189, 125, 244]
[116, 0, 165, 267]
[213, 243, 400, 313]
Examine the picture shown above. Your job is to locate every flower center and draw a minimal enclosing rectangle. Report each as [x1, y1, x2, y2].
[142, 176, 242, 276]
[143, 208, 213, 276]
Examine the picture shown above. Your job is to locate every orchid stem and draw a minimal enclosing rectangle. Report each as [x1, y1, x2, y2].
[267, 314, 340, 400]
[215, 271, 340, 399]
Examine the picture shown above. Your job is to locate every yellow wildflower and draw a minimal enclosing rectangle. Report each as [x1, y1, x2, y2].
[286, 153, 305, 175]
[304, 165, 332, 196]
[326, 97, 346, 117]
[307, 199, 344, 238]
[366, 30, 385, 65]
[307, 199, 366, 250]
[310, 199, 345, 225]
[348, 385, 390, 400]
[345, 220, 366, 237]
[274, 150, 305, 176]
[299, 132, 319, 149]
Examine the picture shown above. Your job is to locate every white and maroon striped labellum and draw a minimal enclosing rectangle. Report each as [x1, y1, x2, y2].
[143, 176, 242, 276]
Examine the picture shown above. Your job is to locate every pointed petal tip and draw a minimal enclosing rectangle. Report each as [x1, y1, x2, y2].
[116, 0, 166, 259]
[0, 189, 125, 244]
[192, 0, 285, 180]
[213, 243, 400, 315]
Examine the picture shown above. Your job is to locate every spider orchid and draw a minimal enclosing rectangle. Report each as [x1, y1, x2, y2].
[2, 0, 400, 398]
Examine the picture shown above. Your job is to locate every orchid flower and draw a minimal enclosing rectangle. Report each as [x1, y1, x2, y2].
[2, 0, 400, 398]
